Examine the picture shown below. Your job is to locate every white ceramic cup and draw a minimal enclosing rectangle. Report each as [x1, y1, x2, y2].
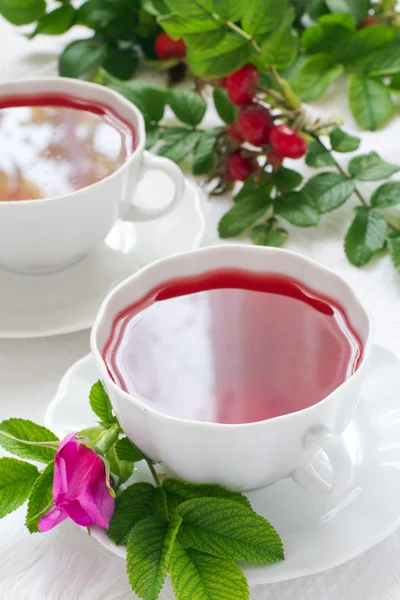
[91, 245, 372, 493]
[0, 77, 185, 274]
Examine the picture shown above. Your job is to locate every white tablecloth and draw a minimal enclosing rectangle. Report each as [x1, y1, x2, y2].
[1, 18, 400, 600]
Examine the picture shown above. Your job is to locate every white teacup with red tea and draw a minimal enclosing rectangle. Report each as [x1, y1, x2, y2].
[91, 245, 372, 493]
[0, 78, 185, 274]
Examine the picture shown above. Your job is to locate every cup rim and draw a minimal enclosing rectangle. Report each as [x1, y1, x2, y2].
[91, 245, 373, 429]
[0, 76, 145, 206]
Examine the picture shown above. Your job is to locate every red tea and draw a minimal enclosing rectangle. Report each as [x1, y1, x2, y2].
[103, 270, 362, 424]
[0, 94, 135, 201]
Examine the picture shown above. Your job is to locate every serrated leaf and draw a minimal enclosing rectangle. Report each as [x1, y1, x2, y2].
[271, 167, 303, 192]
[89, 381, 116, 428]
[108, 482, 157, 545]
[371, 182, 400, 208]
[319, 12, 355, 29]
[106, 445, 134, 486]
[168, 88, 207, 127]
[103, 47, 138, 81]
[348, 75, 392, 131]
[218, 195, 271, 238]
[170, 543, 249, 600]
[250, 225, 288, 247]
[325, 0, 369, 24]
[159, 13, 221, 38]
[341, 26, 396, 68]
[127, 515, 182, 600]
[303, 172, 355, 213]
[0, 0, 45, 25]
[344, 207, 387, 266]
[292, 53, 343, 102]
[158, 130, 201, 163]
[163, 478, 251, 515]
[59, 39, 106, 79]
[184, 29, 227, 50]
[0, 419, 58, 463]
[260, 14, 298, 70]
[187, 34, 250, 78]
[104, 76, 167, 123]
[308, 0, 329, 19]
[242, 0, 286, 38]
[176, 497, 284, 564]
[364, 46, 400, 77]
[329, 127, 360, 152]
[28, 4, 75, 38]
[348, 152, 400, 181]
[25, 463, 54, 533]
[193, 128, 221, 175]
[151, 486, 169, 522]
[275, 192, 320, 227]
[305, 141, 335, 167]
[213, 89, 237, 125]
[388, 231, 400, 272]
[214, 0, 244, 21]
[145, 124, 162, 150]
[0, 458, 39, 518]
[234, 172, 274, 202]
[115, 437, 145, 463]
[164, 0, 215, 20]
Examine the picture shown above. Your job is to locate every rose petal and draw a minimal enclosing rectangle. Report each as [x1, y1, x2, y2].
[38, 506, 68, 532]
[62, 500, 94, 527]
[79, 480, 115, 529]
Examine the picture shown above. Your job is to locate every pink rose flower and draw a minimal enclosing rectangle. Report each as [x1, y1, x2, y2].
[39, 432, 115, 532]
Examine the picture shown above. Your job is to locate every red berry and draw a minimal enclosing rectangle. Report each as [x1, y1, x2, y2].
[359, 15, 379, 28]
[236, 103, 272, 147]
[227, 151, 256, 181]
[155, 33, 186, 60]
[267, 148, 284, 170]
[270, 125, 307, 159]
[226, 64, 260, 106]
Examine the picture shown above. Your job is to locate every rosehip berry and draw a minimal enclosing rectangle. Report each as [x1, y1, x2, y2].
[227, 151, 256, 181]
[236, 104, 272, 147]
[155, 32, 186, 60]
[270, 125, 307, 159]
[226, 64, 260, 106]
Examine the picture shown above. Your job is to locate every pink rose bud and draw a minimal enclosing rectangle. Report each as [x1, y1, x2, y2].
[39, 432, 115, 532]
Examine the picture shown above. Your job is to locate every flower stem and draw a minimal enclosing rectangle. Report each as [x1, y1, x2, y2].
[146, 459, 161, 487]
[0, 431, 60, 449]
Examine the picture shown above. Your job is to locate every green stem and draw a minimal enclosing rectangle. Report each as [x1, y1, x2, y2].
[146, 460, 161, 487]
[95, 426, 119, 455]
[0, 431, 59, 450]
[225, 20, 262, 52]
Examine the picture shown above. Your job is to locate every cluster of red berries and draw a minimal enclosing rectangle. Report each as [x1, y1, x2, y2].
[222, 64, 307, 181]
[155, 32, 186, 61]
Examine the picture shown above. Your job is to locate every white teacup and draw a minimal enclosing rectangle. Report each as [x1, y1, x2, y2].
[91, 246, 372, 493]
[0, 78, 185, 274]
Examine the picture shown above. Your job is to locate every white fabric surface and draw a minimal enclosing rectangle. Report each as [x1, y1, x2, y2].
[1, 18, 400, 600]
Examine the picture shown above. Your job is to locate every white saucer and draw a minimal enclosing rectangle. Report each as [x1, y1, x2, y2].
[45, 344, 400, 585]
[0, 174, 205, 338]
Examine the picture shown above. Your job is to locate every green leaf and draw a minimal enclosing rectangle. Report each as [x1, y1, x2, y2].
[390, 73, 400, 93]
[106, 446, 134, 486]
[158, 129, 201, 163]
[271, 167, 303, 192]
[329, 127, 360, 152]
[214, 0, 244, 22]
[108, 482, 157, 545]
[260, 13, 298, 69]
[159, 13, 221, 39]
[78, 426, 106, 446]
[213, 89, 237, 125]
[187, 34, 250, 78]
[348, 75, 392, 131]
[0, 0, 45, 25]
[127, 515, 182, 600]
[103, 47, 138, 80]
[170, 543, 249, 600]
[308, 0, 329, 20]
[319, 12, 355, 29]
[364, 47, 400, 77]
[342, 26, 396, 67]
[168, 88, 207, 127]
[76, 0, 118, 26]
[176, 497, 284, 564]
[234, 172, 274, 202]
[143, 0, 169, 17]
[163, 478, 251, 514]
[242, 0, 286, 39]
[28, 5, 75, 38]
[104, 79, 167, 123]
[344, 207, 387, 267]
[151, 486, 169, 522]
[89, 381, 117, 428]
[25, 463, 54, 533]
[192, 128, 221, 176]
[184, 29, 227, 50]
[305, 141, 335, 167]
[325, 0, 369, 24]
[145, 124, 162, 150]
[115, 437, 145, 463]
[0, 419, 58, 464]
[371, 182, 400, 208]
[59, 39, 106, 80]
[292, 53, 343, 102]
[348, 152, 400, 181]
[250, 224, 288, 247]
[303, 172, 356, 213]
[218, 195, 271, 238]
[388, 231, 400, 272]
[0, 458, 39, 518]
[275, 192, 320, 227]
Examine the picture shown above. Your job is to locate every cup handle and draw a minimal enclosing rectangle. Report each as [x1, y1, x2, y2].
[120, 151, 185, 222]
[292, 427, 353, 496]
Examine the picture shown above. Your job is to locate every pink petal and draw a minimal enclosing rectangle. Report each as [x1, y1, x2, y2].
[62, 500, 94, 527]
[38, 506, 68, 532]
[53, 455, 68, 500]
[79, 480, 115, 529]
